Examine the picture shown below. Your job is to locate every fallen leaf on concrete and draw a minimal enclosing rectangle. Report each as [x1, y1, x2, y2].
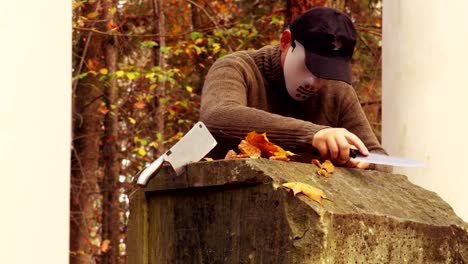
[311, 159, 335, 177]
[238, 140, 261, 158]
[245, 131, 295, 159]
[282, 182, 327, 205]
[224, 149, 253, 159]
[312, 159, 322, 168]
[224, 149, 238, 159]
[224, 131, 295, 160]
[321, 160, 335, 173]
[316, 168, 329, 177]
[269, 155, 289, 161]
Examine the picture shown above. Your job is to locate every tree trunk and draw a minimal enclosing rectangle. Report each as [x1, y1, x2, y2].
[190, 1, 208, 94]
[71, 36, 104, 264]
[71, 1, 105, 263]
[101, 41, 121, 264]
[152, 0, 167, 156]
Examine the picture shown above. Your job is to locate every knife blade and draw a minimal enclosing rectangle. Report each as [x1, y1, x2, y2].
[136, 121, 217, 187]
[350, 149, 424, 167]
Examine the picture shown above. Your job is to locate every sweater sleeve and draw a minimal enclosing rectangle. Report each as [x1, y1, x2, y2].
[200, 55, 328, 152]
[338, 85, 392, 172]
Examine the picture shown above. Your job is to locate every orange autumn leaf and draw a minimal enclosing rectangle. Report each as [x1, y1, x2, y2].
[107, 20, 119, 31]
[238, 140, 261, 158]
[321, 160, 335, 173]
[134, 99, 146, 110]
[87, 58, 99, 70]
[316, 168, 329, 177]
[224, 150, 251, 159]
[311, 159, 335, 177]
[99, 105, 109, 115]
[224, 131, 295, 160]
[282, 182, 327, 205]
[312, 159, 322, 168]
[245, 131, 276, 154]
[245, 131, 295, 159]
[101, 239, 111, 253]
[224, 149, 238, 159]
[269, 155, 289, 161]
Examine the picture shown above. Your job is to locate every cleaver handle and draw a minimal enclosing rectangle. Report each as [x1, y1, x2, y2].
[136, 154, 166, 187]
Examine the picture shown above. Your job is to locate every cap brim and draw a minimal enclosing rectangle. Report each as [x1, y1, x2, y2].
[305, 51, 352, 85]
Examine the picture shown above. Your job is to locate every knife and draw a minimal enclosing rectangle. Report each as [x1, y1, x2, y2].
[312, 148, 424, 167]
[349, 149, 424, 167]
[136, 121, 217, 187]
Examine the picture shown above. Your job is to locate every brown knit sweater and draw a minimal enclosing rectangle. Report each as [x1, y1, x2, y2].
[200, 45, 389, 171]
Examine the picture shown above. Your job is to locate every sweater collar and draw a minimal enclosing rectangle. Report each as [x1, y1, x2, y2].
[255, 45, 302, 105]
[254, 45, 285, 87]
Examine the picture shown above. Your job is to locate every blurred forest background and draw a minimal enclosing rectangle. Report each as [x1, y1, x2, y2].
[71, 0, 382, 263]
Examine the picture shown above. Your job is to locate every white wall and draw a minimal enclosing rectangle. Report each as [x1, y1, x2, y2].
[383, 0, 468, 221]
[0, 0, 71, 263]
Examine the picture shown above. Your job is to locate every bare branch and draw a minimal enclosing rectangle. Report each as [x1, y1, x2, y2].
[73, 31, 94, 94]
[184, 0, 219, 29]
[357, 32, 377, 57]
[72, 20, 240, 39]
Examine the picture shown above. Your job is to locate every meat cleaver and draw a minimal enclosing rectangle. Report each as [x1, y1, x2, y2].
[136, 121, 217, 187]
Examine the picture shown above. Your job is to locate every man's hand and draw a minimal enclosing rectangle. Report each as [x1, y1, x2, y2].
[344, 158, 370, 169]
[312, 128, 370, 169]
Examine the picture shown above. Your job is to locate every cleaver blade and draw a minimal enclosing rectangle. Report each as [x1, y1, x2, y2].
[136, 121, 217, 187]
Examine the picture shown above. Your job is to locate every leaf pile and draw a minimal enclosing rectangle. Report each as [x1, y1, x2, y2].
[225, 131, 295, 161]
[282, 182, 327, 205]
[312, 159, 335, 177]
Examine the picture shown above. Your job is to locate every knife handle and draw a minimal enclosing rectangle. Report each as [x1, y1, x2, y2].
[312, 148, 360, 158]
[349, 148, 359, 158]
[136, 154, 166, 187]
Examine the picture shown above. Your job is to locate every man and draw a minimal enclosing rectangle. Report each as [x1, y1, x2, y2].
[200, 7, 389, 171]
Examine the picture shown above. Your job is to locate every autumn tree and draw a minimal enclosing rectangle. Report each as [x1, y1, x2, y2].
[100, 0, 120, 263]
[71, 0, 107, 262]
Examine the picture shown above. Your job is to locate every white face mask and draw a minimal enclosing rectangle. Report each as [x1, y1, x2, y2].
[283, 41, 320, 101]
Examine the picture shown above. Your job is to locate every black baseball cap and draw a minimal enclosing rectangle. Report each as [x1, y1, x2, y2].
[290, 7, 357, 84]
